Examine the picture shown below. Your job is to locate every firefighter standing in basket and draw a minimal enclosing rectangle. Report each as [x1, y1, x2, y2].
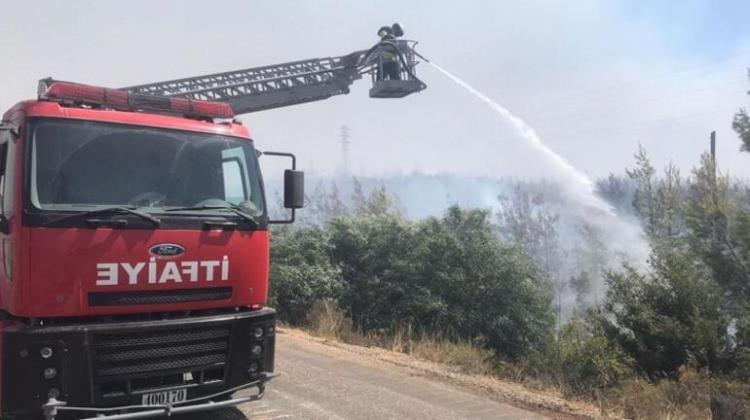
[377, 24, 403, 81]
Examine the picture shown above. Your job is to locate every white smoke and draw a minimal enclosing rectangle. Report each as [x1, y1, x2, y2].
[428, 61, 650, 268]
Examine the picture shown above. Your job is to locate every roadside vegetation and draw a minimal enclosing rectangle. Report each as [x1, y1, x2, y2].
[268, 89, 750, 418]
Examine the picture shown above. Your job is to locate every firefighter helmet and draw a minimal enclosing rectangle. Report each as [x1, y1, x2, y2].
[378, 26, 393, 39]
[391, 23, 404, 37]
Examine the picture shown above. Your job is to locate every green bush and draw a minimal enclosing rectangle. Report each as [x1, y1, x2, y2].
[327, 211, 428, 332]
[269, 226, 344, 325]
[557, 317, 633, 395]
[326, 205, 555, 360]
[595, 251, 730, 379]
[522, 317, 632, 397]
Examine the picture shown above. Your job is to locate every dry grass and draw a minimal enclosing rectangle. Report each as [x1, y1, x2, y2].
[603, 368, 750, 420]
[608, 373, 711, 419]
[303, 301, 750, 419]
[400, 334, 496, 375]
[306, 299, 367, 345]
[306, 300, 494, 375]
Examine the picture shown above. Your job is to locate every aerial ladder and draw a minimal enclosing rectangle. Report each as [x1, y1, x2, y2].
[119, 26, 426, 115]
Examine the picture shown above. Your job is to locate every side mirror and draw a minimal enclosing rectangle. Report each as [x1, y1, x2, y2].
[263, 151, 304, 224]
[284, 170, 305, 209]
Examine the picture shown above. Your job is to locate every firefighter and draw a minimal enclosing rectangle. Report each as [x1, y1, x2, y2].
[377, 26, 401, 81]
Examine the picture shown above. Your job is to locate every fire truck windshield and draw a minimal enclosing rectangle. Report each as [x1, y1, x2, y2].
[27, 118, 265, 220]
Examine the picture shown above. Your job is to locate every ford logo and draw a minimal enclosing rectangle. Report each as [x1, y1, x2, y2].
[149, 243, 185, 258]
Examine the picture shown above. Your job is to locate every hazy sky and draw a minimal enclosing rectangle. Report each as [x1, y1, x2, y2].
[2, 0, 749, 180]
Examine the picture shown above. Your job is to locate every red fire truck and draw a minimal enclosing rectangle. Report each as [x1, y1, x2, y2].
[0, 25, 425, 419]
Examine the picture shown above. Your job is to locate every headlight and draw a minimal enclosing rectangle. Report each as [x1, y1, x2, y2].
[248, 362, 259, 373]
[43, 367, 57, 380]
[253, 327, 264, 339]
[40, 347, 53, 359]
[251, 344, 262, 357]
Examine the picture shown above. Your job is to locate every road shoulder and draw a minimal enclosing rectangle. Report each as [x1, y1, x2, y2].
[278, 328, 601, 419]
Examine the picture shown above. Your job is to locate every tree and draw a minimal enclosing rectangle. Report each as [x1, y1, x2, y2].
[327, 181, 348, 219]
[300, 180, 349, 226]
[627, 144, 657, 235]
[361, 186, 398, 217]
[734, 108, 750, 152]
[498, 182, 563, 325]
[595, 252, 729, 378]
[351, 176, 366, 213]
[570, 222, 608, 310]
[627, 146, 686, 253]
[303, 180, 332, 226]
[327, 188, 418, 332]
[269, 226, 345, 325]
[733, 69, 750, 153]
[415, 206, 555, 359]
[685, 153, 750, 303]
[595, 173, 637, 215]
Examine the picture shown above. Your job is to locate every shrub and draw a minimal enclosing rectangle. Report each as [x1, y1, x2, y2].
[556, 317, 633, 396]
[596, 252, 729, 378]
[326, 211, 427, 332]
[269, 226, 344, 325]
[412, 207, 555, 360]
[327, 206, 555, 360]
[521, 317, 632, 397]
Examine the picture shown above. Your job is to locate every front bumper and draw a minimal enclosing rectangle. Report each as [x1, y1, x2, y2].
[43, 373, 276, 420]
[2, 308, 276, 419]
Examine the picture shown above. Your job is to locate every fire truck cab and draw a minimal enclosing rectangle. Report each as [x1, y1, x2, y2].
[0, 91, 293, 419]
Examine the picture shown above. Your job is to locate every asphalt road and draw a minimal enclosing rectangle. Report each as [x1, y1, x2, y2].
[177, 331, 547, 420]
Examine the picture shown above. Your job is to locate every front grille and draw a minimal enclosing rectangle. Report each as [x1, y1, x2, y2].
[88, 287, 232, 306]
[93, 323, 231, 397]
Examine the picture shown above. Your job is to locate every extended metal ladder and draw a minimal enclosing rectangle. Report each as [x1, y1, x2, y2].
[124, 41, 426, 115]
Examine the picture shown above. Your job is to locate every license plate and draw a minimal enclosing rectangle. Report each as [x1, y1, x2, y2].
[141, 389, 187, 406]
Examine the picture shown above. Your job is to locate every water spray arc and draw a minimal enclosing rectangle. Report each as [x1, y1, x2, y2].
[427, 61, 613, 215]
[423, 60, 650, 267]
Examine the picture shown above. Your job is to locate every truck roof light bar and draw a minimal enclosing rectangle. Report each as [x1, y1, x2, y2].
[38, 78, 235, 119]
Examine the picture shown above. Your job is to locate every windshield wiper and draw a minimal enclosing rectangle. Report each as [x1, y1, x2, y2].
[165, 204, 259, 227]
[44, 206, 161, 226]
